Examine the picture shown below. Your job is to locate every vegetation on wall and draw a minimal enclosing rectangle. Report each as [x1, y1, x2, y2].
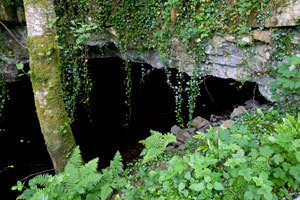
[49, 0, 288, 127]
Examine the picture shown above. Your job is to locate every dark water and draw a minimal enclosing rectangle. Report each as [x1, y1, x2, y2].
[0, 58, 268, 199]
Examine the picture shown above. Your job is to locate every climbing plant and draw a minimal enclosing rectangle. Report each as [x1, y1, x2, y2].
[50, 0, 284, 127]
[54, 0, 94, 123]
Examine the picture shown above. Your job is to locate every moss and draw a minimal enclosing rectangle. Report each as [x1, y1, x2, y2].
[27, 33, 76, 173]
[23, 0, 49, 8]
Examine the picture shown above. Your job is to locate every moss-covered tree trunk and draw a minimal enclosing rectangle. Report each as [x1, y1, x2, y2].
[23, 0, 76, 173]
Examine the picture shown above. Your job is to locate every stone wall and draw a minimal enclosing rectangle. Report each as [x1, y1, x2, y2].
[0, 0, 299, 99]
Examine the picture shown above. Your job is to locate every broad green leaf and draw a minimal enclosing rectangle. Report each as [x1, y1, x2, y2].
[289, 165, 300, 182]
[259, 146, 274, 157]
[178, 182, 185, 192]
[189, 183, 205, 192]
[238, 168, 252, 182]
[273, 167, 285, 179]
[213, 182, 224, 191]
[244, 191, 253, 200]
[204, 176, 211, 183]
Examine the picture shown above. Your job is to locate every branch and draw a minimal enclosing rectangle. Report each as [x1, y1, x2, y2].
[0, 21, 28, 50]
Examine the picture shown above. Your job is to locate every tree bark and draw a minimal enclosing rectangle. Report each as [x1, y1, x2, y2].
[23, 0, 76, 173]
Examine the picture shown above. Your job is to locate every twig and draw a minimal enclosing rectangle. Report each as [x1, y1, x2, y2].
[0, 21, 28, 50]
[203, 76, 214, 103]
[20, 168, 54, 182]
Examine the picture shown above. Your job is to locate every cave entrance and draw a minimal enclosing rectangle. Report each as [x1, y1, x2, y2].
[74, 57, 269, 167]
[0, 57, 269, 199]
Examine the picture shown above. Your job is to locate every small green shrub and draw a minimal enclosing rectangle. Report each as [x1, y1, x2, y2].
[139, 130, 176, 163]
[12, 146, 126, 200]
[270, 55, 300, 101]
[120, 111, 300, 200]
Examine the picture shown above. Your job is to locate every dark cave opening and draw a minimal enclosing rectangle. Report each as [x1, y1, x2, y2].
[0, 57, 269, 199]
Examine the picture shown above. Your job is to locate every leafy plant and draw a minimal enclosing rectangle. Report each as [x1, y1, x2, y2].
[13, 146, 126, 200]
[120, 109, 300, 200]
[270, 55, 300, 100]
[139, 130, 176, 163]
[16, 62, 32, 77]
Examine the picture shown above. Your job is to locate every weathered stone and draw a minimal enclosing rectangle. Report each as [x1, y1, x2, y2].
[224, 35, 236, 43]
[265, 0, 300, 27]
[244, 99, 260, 109]
[223, 120, 234, 129]
[230, 106, 246, 118]
[253, 30, 273, 44]
[170, 125, 181, 135]
[239, 35, 253, 44]
[1, 0, 300, 102]
[176, 129, 192, 143]
[166, 145, 175, 151]
[191, 116, 210, 129]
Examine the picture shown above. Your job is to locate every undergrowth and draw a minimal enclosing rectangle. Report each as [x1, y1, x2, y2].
[12, 100, 300, 199]
[119, 101, 300, 200]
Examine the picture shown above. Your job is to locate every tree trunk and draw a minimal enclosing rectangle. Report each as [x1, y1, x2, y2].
[23, 0, 76, 173]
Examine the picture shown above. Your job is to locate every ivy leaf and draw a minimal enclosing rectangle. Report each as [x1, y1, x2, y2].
[189, 183, 205, 191]
[213, 182, 224, 191]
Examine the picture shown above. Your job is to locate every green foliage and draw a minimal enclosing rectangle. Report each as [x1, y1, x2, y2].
[139, 130, 176, 163]
[54, 1, 94, 123]
[270, 55, 300, 100]
[120, 108, 300, 200]
[13, 146, 126, 200]
[85, 0, 278, 128]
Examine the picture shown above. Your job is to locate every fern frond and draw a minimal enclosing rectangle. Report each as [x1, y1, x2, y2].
[80, 173, 103, 187]
[110, 151, 123, 170]
[79, 158, 99, 177]
[30, 173, 53, 188]
[100, 184, 113, 200]
[65, 146, 83, 171]
[140, 130, 176, 163]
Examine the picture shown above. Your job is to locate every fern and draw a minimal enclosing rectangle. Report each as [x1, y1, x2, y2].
[139, 130, 176, 163]
[14, 146, 126, 200]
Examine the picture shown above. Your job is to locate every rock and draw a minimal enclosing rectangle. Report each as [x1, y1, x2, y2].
[178, 144, 185, 150]
[224, 35, 236, 43]
[223, 120, 234, 129]
[166, 145, 175, 151]
[238, 35, 253, 44]
[230, 106, 246, 118]
[176, 129, 192, 143]
[253, 30, 273, 44]
[265, 0, 300, 27]
[244, 99, 260, 109]
[170, 125, 181, 135]
[0, 1, 299, 102]
[191, 116, 210, 129]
